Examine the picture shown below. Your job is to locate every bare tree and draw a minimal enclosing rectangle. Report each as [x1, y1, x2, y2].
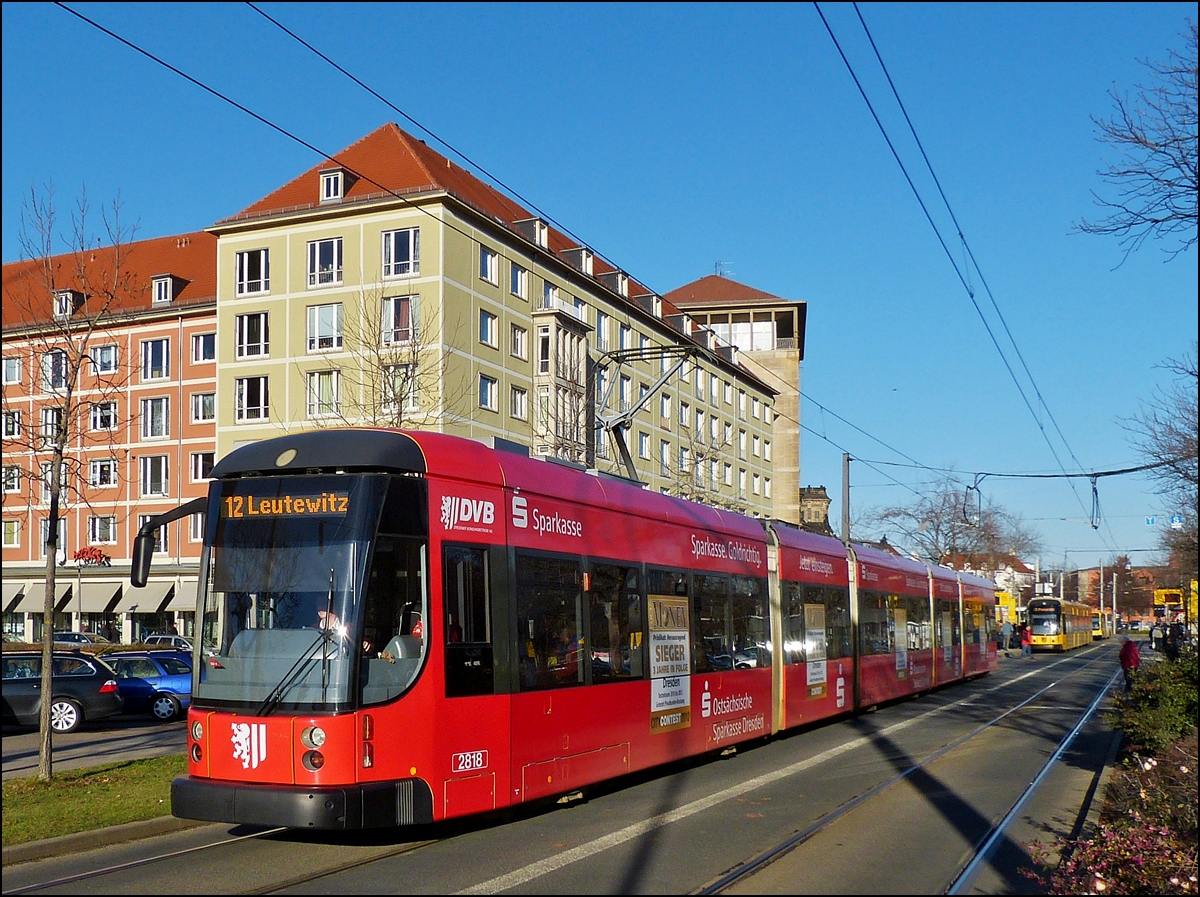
[1122, 342, 1199, 576]
[294, 283, 470, 430]
[861, 476, 1043, 568]
[1076, 21, 1198, 262]
[2, 184, 138, 781]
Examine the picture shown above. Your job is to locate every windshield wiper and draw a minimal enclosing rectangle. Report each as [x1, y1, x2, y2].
[257, 568, 339, 717]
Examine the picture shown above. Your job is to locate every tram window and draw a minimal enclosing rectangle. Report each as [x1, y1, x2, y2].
[858, 590, 891, 656]
[905, 595, 932, 650]
[589, 563, 644, 683]
[444, 545, 495, 698]
[378, 476, 429, 537]
[782, 581, 804, 664]
[731, 575, 768, 668]
[823, 587, 852, 661]
[360, 535, 428, 706]
[515, 553, 583, 692]
[694, 574, 730, 672]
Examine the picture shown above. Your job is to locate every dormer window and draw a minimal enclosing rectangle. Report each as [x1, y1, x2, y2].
[53, 289, 80, 319]
[599, 271, 629, 298]
[320, 169, 344, 203]
[561, 247, 593, 275]
[515, 218, 549, 249]
[153, 276, 173, 306]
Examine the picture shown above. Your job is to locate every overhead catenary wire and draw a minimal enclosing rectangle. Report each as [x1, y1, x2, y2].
[813, 2, 1108, 546]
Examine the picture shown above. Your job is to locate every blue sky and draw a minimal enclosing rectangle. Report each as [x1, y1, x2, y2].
[4, 2, 1196, 571]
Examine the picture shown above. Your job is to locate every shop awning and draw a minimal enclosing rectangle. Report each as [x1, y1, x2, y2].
[14, 582, 73, 613]
[3, 581, 26, 613]
[77, 581, 123, 613]
[112, 581, 174, 614]
[165, 579, 199, 611]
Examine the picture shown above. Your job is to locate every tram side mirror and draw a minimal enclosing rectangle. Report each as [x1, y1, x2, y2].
[131, 532, 154, 588]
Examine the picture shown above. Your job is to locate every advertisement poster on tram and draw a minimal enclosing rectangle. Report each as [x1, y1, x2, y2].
[804, 603, 827, 697]
[894, 607, 908, 673]
[649, 595, 691, 733]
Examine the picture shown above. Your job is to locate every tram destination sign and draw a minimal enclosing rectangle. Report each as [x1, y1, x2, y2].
[221, 491, 351, 519]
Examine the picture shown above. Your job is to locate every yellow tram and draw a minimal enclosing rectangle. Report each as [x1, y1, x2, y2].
[1028, 597, 1092, 651]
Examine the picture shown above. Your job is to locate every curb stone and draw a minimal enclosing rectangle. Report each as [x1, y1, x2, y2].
[2, 814, 207, 866]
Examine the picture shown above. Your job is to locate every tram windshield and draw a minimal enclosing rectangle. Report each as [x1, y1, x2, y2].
[194, 474, 429, 713]
[1029, 606, 1060, 636]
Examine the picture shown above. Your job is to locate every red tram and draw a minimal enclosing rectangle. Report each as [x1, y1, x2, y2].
[132, 429, 998, 830]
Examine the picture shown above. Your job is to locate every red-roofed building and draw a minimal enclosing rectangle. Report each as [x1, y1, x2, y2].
[2, 232, 217, 642]
[208, 123, 778, 512]
[665, 274, 806, 524]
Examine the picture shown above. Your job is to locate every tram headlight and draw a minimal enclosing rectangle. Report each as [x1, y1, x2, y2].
[191, 720, 203, 742]
[300, 725, 327, 749]
[302, 750, 325, 771]
[190, 743, 202, 763]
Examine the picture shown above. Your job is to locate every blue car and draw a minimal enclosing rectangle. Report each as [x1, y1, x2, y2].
[104, 650, 192, 721]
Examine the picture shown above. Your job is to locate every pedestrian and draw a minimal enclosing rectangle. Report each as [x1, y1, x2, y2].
[1000, 620, 1014, 656]
[1149, 621, 1162, 652]
[1020, 623, 1033, 658]
[1118, 635, 1140, 692]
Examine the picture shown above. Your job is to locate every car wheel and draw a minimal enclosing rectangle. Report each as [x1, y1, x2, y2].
[49, 698, 83, 733]
[151, 693, 181, 721]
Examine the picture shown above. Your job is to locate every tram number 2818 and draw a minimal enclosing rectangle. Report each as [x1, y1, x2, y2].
[452, 750, 489, 773]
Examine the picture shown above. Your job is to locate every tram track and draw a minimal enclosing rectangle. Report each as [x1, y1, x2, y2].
[699, 648, 1121, 895]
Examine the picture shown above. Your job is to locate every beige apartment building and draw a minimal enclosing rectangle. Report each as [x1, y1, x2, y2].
[208, 123, 779, 514]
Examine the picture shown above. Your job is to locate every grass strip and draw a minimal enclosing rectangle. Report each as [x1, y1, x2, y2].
[2, 754, 185, 847]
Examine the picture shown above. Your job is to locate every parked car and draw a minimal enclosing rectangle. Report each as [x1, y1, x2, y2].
[103, 649, 192, 721]
[52, 631, 113, 647]
[1, 650, 123, 733]
[143, 634, 193, 652]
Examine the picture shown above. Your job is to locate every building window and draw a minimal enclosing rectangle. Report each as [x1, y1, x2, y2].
[659, 440, 671, 477]
[235, 376, 269, 422]
[382, 227, 420, 277]
[480, 310, 498, 348]
[724, 421, 733, 446]
[753, 474, 761, 496]
[382, 364, 418, 412]
[91, 344, 118, 375]
[739, 390, 746, 420]
[235, 313, 269, 357]
[595, 312, 609, 352]
[2, 465, 20, 493]
[536, 386, 550, 430]
[306, 370, 341, 418]
[307, 303, 344, 352]
[191, 452, 215, 481]
[660, 393, 671, 422]
[42, 349, 68, 390]
[320, 169, 343, 202]
[510, 262, 528, 299]
[2, 520, 19, 548]
[619, 374, 632, 412]
[724, 463, 733, 486]
[189, 512, 204, 542]
[39, 517, 67, 560]
[152, 276, 173, 306]
[53, 290, 74, 318]
[764, 440, 772, 462]
[191, 333, 216, 363]
[695, 408, 704, 434]
[679, 401, 689, 428]
[752, 396, 761, 419]
[764, 477, 772, 499]
[137, 514, 167, 554]
[537, 326, 551, 375]
[1, 356, 20, 384]
[479, 245, 498, 285]
[479, 374, 498, 411]
[307, 237, 343, 288]
[2, 411, 20, 437]
[638, 431, 650, 459]
[235, 248, 270, 296]
[89, 515, 118, 545]
[191, 392, 215, 423]
[90, 401, 117, 431]
[752, 434, 760, 457]
[542, 282, 558, 309]
[140, 455, 169, 497]
[89, 459, 117, 488]
[510, 385, 528, 421]
[382, 295, 418, 344]
[40, 407, 63, 443]
[141, 339, 170, 381]
[140, 397, 169, 439]
[619, 323, 632, 352]
[739, 469, 747, 498]
[739, 429, 747, 460]
[723, 381, 732, 405]
[511, 324, 528, 360]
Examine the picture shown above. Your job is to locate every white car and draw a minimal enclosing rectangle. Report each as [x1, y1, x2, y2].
[143, 634, 193, 652]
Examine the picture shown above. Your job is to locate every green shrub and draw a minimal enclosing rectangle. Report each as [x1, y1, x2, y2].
[1108, 650, 1199, 754]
